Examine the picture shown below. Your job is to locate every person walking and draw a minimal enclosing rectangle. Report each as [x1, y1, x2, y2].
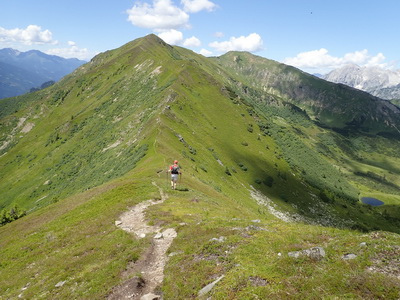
[168, 160, 181, 190]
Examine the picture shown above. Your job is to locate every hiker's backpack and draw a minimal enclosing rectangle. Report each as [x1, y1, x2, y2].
[171, 165, 180, 174]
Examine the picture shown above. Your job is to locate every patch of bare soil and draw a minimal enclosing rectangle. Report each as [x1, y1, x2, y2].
[108, 183, 176, 300]
[368, 245, 400, 280]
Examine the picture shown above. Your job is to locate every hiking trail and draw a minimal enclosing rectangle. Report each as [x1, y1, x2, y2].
[108, 182, 176, 300]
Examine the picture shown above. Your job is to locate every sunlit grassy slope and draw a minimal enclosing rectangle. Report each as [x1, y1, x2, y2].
[0, 35, 399, 299]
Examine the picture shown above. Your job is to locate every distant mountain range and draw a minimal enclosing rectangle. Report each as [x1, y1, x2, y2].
[323, 64, 400, 100]
[0, 48, 86, 99]
[1, 35, 400, 299]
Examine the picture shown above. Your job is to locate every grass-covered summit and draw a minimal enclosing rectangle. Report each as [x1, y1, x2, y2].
[1, 34, 399, 299]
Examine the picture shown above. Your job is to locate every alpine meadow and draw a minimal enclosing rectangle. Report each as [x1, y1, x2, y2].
[1, 35, 399, 299]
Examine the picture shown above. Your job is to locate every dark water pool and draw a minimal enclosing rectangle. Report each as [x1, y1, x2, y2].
[361, 197, 384, 206]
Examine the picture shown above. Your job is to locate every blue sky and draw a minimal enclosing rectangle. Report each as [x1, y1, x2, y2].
[0, 0, 399, 74]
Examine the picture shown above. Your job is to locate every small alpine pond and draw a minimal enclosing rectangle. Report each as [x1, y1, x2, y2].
[361, 197, 384, 206]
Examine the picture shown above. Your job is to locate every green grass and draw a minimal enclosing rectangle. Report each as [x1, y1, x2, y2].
[0, 35, 399, 299]
[161, 204, 400, 299]
[0, 178, 158, 299]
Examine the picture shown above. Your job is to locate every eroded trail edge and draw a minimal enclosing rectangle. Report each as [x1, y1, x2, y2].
[108, 182, 176, 300]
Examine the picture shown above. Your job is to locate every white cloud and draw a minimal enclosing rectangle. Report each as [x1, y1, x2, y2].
[209, 33, 263, 53]
[127, 0, 189, 31]
[199, 48, 213, 56]
[157, 29, 184, 45]
[343, 49, 370, 65]
[46, 42, 93, 61]
[364, 52, 386, 68]
[126, 0, 218, 51]
[214, 31, 224, 38]
[183, 36, 201, 47]
[181, 0, 217, 13]
[158, 31, 202, 48]
[284, 48, 389, 73]
[0, 25, 57, 45]
[284, 48, 340, 71]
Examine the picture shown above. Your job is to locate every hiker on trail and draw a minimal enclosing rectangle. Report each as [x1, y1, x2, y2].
[168, 160, 181, 190]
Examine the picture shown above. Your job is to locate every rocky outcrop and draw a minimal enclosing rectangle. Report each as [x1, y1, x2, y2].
[323, 64, 400, 100]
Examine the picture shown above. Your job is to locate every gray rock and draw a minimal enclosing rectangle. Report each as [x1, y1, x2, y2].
[115, 220, 122, 226]
[360, 242, 367, 247]
[154, 232, 163, 239]
[140, 293, 160, 300]
[342, 253, 357, 260]
[210, 236, 226, 243]
[288, 251, 299, 258]
[55, 281, 66, 288]
[288, 247, 325, 260]
[246, 225, 264, 231]
[198, 275, 224, 297]
[307, 247, 326, 260]
[168, 251, 183, 257]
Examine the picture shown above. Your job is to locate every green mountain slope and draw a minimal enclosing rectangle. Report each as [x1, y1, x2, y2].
[1, 35, 399, 299]
[213, 52, 400, 136]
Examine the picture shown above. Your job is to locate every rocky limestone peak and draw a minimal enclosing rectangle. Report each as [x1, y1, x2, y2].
[323, 64, 400, 99]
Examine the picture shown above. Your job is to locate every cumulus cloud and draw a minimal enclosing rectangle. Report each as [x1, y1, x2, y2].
[158, 29, 184, 45]
[209, 33, 263, 53]
[126, 0, 189, 31]
[157, 30, 203, 48]
[343, 49, 371, 65]
[126, 0, 218, 50]
[364, 52, 386, 67]
[46, 41, 94, 60]
[199, 48, 213, 56]
[0, 25, 57, 45]
[284, 48, 340, 70]
[181, 0, 217, 13]
[284, 48, 389, 73]
[183, 36, 201, 47]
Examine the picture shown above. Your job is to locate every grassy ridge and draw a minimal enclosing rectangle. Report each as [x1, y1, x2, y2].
[0, 36, 170, 211]
[0, 35, 399, 298]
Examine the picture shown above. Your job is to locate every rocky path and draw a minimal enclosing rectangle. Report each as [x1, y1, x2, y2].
[108, 182, 176, 300]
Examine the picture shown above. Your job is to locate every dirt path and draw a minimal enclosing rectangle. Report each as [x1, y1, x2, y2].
[108, 182, 176, 300]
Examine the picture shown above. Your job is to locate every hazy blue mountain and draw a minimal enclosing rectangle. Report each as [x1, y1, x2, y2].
[0, 48, 86, 99]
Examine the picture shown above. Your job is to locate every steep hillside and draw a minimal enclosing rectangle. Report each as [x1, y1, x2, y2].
[1, 35, 399, 299]
[213, 53, 400, 137]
